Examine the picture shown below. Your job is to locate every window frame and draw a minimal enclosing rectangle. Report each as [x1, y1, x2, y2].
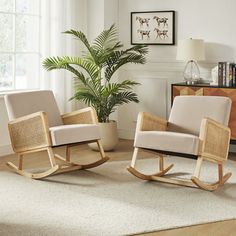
[0, 0, 41, 93]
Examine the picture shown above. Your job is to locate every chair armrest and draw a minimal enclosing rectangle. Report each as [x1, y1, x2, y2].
[61, 107, 98, 125]
[8, 111, 51, 153]
[136, 112, 167, 131]
[198, 118, 231, 162]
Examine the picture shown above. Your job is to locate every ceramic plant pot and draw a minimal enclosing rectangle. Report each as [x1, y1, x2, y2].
[88, 120, 119, 151]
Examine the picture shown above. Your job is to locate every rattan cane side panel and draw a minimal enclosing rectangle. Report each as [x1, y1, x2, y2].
[9, 116, 49, 153]
[204, 88, 236, 140]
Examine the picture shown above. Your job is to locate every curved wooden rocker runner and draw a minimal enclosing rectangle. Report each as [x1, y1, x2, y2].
[7, 141, 109, 180]
[127, 149, 232, 191]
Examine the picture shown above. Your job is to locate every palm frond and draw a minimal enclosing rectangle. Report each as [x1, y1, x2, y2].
[43, 57, 88, 84]
[102, 80, 140, 96]
[105, 53, 147, 81]
[43, 56, 100, 81]
[71, 89, 98, 105]
[92, 24, 118, 51]
[106, 91, 139, 115]
[63, 29, 98, 63]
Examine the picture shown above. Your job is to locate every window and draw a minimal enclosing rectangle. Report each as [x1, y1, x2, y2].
[0, 0, 40, 91]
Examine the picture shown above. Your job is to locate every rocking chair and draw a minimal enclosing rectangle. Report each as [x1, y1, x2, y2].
[127, 96, 232, 191]
[4, 90, 109, 179]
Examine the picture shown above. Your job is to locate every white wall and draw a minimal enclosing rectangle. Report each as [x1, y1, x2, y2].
[117, 0, 236, 139]
[87, 0, 105, 41]
[87, 0, 119, 41]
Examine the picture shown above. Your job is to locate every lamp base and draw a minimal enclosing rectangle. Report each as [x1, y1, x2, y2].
[183, 60, 200, 84]
[186, 80, 195, 85]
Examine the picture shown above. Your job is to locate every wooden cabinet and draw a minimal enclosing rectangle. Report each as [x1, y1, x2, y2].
[171, 83, 236, 141]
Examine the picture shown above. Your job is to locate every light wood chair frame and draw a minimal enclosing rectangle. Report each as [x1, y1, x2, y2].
[127, 112, 232, 191]
[7, 107, 109, 179]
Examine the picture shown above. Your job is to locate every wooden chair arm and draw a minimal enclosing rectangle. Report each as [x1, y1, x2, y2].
[61, 107, 98, 125]
[136, 112, 167, 131]
[8, 111, 51, 153]
[198, 118, 231, 162]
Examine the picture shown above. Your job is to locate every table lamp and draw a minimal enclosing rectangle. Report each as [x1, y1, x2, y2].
[176, 38, 205, 84]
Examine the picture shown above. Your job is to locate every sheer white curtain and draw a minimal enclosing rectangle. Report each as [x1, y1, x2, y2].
[40, 0, 86, 113]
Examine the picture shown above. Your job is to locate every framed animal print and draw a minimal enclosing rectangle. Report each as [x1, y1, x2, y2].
[131, 11, 175, 45]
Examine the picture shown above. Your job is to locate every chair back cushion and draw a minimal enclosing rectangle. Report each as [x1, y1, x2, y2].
[168, 96, 232, 135]
[4, 90, 63, 127]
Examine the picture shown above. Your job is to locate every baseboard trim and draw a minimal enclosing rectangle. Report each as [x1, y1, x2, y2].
[0, 144, 13, 156]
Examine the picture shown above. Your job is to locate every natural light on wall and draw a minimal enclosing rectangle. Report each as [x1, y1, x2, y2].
[0, 0, 40, 91]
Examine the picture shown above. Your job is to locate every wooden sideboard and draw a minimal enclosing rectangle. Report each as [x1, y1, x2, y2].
[171, 83, 236, 142]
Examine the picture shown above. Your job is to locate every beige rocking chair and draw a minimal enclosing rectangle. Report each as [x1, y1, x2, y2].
[4, 90, 109, 179]
[127, 96, 232, 191]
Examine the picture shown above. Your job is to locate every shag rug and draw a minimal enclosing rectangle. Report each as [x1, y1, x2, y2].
[0, 157, 236, 236]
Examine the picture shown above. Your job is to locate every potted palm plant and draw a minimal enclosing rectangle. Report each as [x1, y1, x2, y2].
[43, 25, 148, 150]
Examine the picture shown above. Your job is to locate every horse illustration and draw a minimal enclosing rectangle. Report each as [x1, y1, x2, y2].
[137, 29, 150, 40]
[154, 28, 168, 39]
[136, 16, 150, 27]
[153, 16, 168, 27]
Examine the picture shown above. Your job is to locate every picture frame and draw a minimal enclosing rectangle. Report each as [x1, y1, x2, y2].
[131, 11, 175, 45]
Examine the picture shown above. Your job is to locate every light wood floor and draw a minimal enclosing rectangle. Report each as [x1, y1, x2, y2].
[1, 139, 236, 236]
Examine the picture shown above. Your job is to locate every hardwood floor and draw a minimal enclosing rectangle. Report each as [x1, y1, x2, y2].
[0, 139, 236, 236]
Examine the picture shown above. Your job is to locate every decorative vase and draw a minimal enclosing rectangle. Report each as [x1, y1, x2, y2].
[88, 121, 119, 151]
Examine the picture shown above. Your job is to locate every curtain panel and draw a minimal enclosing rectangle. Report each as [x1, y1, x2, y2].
[40, 0, 86, 113]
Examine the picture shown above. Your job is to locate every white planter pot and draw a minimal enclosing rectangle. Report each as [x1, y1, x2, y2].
[89, 121, 119, 151]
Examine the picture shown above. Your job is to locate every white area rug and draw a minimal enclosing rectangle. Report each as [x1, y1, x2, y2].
[0, 157, 236, 236]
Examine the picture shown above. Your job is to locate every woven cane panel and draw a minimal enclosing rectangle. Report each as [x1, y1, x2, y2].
[141, 114, 167, 131]
[204, 88, 236, 139]
[62, 111, 93, 125]
[203, 122, 229, 161]
[9, 116, 48, 152]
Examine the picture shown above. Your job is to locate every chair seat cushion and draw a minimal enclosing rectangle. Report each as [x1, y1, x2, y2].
[134, 131, 199, 155]
[50, 124, 100, 146]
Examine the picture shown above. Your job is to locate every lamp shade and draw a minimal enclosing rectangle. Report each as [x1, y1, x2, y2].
[176, 39, 205, 61]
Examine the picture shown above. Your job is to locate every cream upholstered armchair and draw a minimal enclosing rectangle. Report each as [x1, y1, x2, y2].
[4, 90, 109, 179]
[127, 96, 232, 191]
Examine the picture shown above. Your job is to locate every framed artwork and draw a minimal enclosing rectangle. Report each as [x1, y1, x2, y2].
[131, 11, 175, 45]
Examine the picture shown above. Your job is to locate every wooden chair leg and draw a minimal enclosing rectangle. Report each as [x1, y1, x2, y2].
[218, 163, 232, 186]
[218, 163, 223, 184]
[97, 140, 106, 159]
[79, 140, 109, 169]
[127, 149, 174, 180]
[66, 146, 71, 162]
[18, 154, 23, 170]
[191, 157, 232, 191]
[7, 147, 59, 179]
[159, 155, 164, 171]
[47, 147, 57, 167]
[131, 148, 139, 168]
[193, 157, 203, 178]
[54, 141, 109, 170]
